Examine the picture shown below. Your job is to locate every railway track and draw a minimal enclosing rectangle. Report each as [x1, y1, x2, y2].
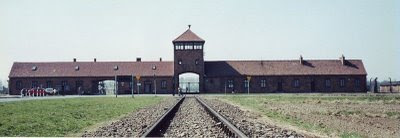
[141, 96, 248, 138]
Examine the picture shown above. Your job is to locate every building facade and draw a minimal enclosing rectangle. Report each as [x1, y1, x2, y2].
[8, 26, 367, 95]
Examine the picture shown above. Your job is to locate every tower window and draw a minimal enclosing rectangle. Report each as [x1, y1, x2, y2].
[185, 43, 193, 50]
[178, 60, 182, 65]
[195, 59, 199, 65]
[194, 43, 203, 49]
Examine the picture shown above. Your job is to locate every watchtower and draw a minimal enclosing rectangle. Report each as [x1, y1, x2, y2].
[173, 25, 205, 93]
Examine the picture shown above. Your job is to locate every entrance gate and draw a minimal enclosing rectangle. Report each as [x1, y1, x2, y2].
[178, 73, 199, 93]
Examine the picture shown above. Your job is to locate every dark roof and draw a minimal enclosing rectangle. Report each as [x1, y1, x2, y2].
[173, 29, 205, 42]
[9, 61, 174, 78]
[204, 60, 367, 77]
[380, 81, 400, 86]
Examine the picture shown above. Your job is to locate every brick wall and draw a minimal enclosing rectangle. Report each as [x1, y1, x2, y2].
[204, 75, 367, 93]
[9, 76, 174, 95]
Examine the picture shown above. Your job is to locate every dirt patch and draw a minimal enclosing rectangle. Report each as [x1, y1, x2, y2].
[268, 101, 400, 137]
[220, 95, 400, 138]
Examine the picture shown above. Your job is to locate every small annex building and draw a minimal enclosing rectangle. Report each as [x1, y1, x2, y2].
[8, 26, 367, 95]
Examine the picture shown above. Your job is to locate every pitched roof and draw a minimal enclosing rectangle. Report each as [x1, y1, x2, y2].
[204, 60, 367, 77]
[9, 59, 367, 78]
[9, 61, 174, 78]
[173, 29, 205, 42]
[380, 81, 400, 86]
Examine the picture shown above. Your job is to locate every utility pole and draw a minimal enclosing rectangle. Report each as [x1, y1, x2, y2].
[389, 77, 392, 93]
[152, 65, 157, 96]
[224, 80, 227, 95]
[131, 74, 134, 98]
[115, 75, 118, 98]
[247, 76, 251, 95]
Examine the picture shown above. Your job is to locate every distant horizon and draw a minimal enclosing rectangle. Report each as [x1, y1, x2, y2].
[1, 0, 399, 86]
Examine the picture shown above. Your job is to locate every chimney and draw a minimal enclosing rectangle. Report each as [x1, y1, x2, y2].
[159, 57, 162, 62]
[136, 57, 141, 62]
[94, 58, 97, 62]
[340, 55, 346, 65]
[299, 55, 304, 65]
[73, 58, 76, 62]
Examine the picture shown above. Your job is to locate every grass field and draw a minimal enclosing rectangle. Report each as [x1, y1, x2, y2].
[219, 94, 400, 138]
[0, 96, 163, 136]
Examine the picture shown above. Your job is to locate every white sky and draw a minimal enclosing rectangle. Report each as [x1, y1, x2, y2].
[0, 0, 399, 86]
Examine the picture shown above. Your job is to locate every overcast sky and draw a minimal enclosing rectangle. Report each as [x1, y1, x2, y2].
[0, 0, 399, 86]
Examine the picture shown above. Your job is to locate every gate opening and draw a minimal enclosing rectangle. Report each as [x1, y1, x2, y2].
[179, 73, 199, 93]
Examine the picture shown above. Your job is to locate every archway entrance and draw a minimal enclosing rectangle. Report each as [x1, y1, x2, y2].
[179, 73, 199, 93]
[99, 80, 116, 95]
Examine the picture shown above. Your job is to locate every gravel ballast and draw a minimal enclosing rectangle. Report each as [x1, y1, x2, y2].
[82, 97, 179, 137]
[163, 98, 227, 137]
[204, 98, 304, 138]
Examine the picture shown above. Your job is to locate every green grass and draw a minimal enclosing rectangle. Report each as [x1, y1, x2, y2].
[0, 96, 163, 136]
[340, 131, 363, 138]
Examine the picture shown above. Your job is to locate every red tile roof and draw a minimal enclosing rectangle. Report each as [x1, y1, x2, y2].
[172, 29, 205, 42]
[9, 59, 367, 78]
[204, 60, 367, 77]
[9, 61, 174, 78]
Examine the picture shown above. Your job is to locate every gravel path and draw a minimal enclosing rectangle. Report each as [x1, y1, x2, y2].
[82, 97, 179, 137]
[204, 98, 304, 138]
[163, 98, 227, 137]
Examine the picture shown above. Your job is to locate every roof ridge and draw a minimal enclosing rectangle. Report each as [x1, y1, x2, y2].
[173, 29, 205, 42]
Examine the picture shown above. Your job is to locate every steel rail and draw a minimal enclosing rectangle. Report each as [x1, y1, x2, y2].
[141, 96, 185, 137]
[195, 96, 248, 138]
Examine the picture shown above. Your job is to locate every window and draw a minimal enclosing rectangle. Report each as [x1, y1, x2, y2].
[185, 43, 193, 50]
[260, 79, 267, 88]
[325, 79, 331, 88]
[195, 59, 199, 65]
[175, 43, 184, 50]
[244, 79, 249, 88]
[194, 43, 203, 49]
[61, 81, 69, 91]
[32, 81, 38, 88]
[161, 80, 167, 89]
[355, 79, 360, 88]
[178, 60, 182, 65]
[76, 81, 83, 88]
[293, 79, 300, 88]
[340, 78, 346, 87]
[46, 81, 53, 88]
[228, 80, 234, 88]
[16, 81, 23, 90]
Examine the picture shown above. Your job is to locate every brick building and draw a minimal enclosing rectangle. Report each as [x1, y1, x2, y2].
[8, 26, 367, 95]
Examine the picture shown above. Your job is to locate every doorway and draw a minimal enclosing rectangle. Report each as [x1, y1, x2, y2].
[277, 81, 283, 92]
[178, 73, 200, 93]
[311, 80, 316, 92]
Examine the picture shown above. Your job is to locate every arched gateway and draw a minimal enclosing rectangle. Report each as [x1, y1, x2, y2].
[178, 72, 200, 93]
[173, 25, 205, 94]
